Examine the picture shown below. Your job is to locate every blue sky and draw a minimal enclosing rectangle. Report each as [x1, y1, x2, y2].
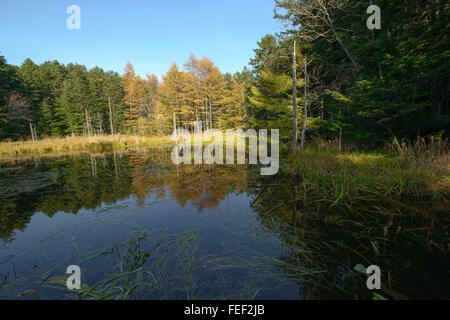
[0, 0, 282, 78]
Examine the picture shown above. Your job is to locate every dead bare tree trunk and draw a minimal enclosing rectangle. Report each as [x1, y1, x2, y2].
[173, 112, 177, 136]
[292, 40, 298, 153]
[29, 122, 35, 141]
[109, 97, 114, 135]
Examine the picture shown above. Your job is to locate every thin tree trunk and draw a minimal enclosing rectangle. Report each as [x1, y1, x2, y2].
[29, 122, 35, 141]
[109, 97, 114, 135]
[33, 124, 37, 141]
[69, 121, 74, 137]
[85, 109, 91, 137]
[173, 112, 177, 136]
[292, 40, 298, 153]
[209, 99, 213, 129]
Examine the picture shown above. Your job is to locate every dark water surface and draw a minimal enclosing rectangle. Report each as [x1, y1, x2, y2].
[0, 149, 448, 299]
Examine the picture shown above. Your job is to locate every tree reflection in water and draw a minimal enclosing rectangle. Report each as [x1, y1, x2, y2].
[0, 149, 448, 299]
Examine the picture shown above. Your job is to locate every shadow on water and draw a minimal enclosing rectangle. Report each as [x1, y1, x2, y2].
[252, 169, 449, 300]
[0, 148, 448, 299]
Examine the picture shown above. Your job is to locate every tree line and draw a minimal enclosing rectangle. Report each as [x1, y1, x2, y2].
[122, 55, 248, 135]
[0, 54, 248, 140]
[0, 0, 448, 146]
[253, 0, 449, 146]
[0, 57, 125, 139]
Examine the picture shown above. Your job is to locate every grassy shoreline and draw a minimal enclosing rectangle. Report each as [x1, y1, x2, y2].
[287, 137, 449, 202]
[0, 135, 173, 159]
[1, 134, 448, 200]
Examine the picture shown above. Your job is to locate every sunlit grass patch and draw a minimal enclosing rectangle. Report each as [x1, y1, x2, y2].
[289, 137, 449, 203]
[0, 135, 174, 160]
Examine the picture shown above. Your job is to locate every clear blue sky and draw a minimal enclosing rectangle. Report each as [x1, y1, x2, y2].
[0, 0, 282, 78]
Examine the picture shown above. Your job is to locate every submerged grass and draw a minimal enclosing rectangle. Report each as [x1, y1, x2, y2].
[33, 222, 303, 300]
[256, 197, 449, 299]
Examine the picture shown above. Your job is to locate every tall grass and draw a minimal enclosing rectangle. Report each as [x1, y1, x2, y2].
[289, 135, 449, 203]
[387, 133, 449, 174]
[0, 135, 173, 158]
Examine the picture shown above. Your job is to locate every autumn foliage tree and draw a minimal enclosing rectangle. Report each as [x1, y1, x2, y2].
[157, 55, 246, 133]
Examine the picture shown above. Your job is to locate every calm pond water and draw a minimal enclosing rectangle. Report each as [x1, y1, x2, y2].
[0, 149, 448, 299]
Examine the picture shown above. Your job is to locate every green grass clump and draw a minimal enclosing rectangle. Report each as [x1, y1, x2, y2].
[288, 136, 449, 203]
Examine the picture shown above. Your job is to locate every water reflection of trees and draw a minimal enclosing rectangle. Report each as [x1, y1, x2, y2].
[0, 149, 249, 240]
[248, 172, 449, 300]
[129, 148, 249, 210]
[1, 152, 447, 299]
